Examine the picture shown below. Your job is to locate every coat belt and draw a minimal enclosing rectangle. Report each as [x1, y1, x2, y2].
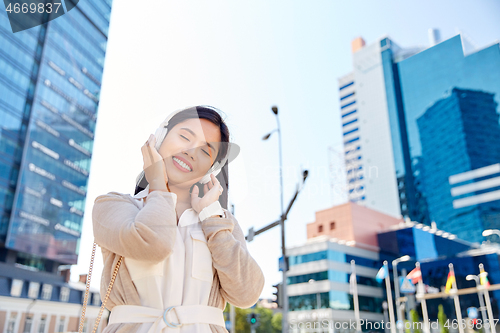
[109, 304, 225, 332]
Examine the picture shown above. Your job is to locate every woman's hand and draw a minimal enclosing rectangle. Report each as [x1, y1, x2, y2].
[190, 173, 223, 214]
[141, 134, 169, 192]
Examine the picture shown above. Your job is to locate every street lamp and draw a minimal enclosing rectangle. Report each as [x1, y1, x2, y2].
[466, 274, 490, 333]
[308, 279, 321, 330]
[382, 301, 390, 333]
[483, 229, 500, 237]
[262, 105, 287, 332]
[392, 255, 411, 333]
[308, 279, 321, 310]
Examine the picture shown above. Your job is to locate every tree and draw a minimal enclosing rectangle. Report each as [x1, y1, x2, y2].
[223, 303, 281, 332]
[271, 312, 282, 332]
[254, 306, 274, 333]
[410, 309, 422, 333]
[438, 304, 449, 333]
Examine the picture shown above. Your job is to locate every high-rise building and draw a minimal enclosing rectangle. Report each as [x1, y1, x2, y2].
[338, 32, 500, 243]
[417, 88, 500, 243]
[287, 202, 401, 326]
[287, 201, 500, 326]
[0, 0, 113, 330]
[338, 36, 423, 220]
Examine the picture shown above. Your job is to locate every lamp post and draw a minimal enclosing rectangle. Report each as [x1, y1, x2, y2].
[308, 279, 321, 329]
[482, 229, 500, 237]
[466, 274, 490, 333]
[483, 229, 500, 242]
[23, 298, 37, 333]
[382, 301, 389, 333]
[263, 105, 288, 332]
[392, 255, 411, 333]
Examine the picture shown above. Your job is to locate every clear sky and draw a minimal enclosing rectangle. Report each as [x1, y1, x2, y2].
[72, 0, 500, 299]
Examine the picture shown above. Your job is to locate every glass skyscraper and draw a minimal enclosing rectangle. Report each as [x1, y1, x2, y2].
[339, 33, 500, 244]
[0, 0, 112, 271]
[417, 88, 500, 243]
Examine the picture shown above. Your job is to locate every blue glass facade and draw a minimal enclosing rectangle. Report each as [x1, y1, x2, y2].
[378, 225, 500, 318]
[0, 0, 112, 269]
[289, 249, 380, 269]
[417, 88, 500, 242]
[377, 226, 473, 262]
[288, 225, 500, 320]
[419, 252, 500, 318]
[381, 35, 500, 244]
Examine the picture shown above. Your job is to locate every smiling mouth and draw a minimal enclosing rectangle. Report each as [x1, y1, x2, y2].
[172, 156, 192, 172]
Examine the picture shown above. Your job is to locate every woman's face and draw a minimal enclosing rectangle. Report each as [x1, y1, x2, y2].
[159, 118, 222, 188]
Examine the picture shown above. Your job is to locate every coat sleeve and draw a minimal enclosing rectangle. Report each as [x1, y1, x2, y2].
[92, 190, 178, 263]
[200, 209, 265, 308]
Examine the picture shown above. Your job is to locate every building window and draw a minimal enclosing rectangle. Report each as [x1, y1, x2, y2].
[6, 313, 17, 333]
[330, 222, 335, 230]
[287, 271, 328, 285]
[343, 127, 359, 136]
[341, 109, 357, 118]
[341, 100, 356, 109]
[38, 316, 47, 333]
[58, 317, 66, 332]
[340, 92, 355, 101]
[82, 318, 88, 333]
[41, 284, 52, 300]
[92, 292, 101, 306]
[23, 315, 33, 333]
[339, 81, 354, 91]
[342, 118, 358, 127]
[318, 225, 323, 233]
[60, 287, 70, 302]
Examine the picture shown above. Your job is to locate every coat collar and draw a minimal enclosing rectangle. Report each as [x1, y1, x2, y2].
[132, 185, 199, 227]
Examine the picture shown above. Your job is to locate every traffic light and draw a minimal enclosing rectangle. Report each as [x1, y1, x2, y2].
[247, 313, 260, 329]
[272, 283, 282, 308]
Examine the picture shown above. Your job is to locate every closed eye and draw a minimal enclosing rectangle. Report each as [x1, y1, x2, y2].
[181, 135, 210, 156]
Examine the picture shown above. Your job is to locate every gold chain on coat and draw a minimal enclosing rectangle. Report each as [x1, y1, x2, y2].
[79, 242, 123, 333]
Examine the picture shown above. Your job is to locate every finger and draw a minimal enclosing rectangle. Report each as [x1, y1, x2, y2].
[146, 144, 155, 166]
[141, 145, 151, 167]
[191, 185, 199, 196]
[211, 173, 219, 185]
[204, 183, 209, 193]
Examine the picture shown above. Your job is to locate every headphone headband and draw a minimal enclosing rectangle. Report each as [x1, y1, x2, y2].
[135, 106, 239, 191]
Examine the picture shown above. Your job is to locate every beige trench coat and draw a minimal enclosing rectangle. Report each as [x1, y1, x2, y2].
[92, 190, 266, 333]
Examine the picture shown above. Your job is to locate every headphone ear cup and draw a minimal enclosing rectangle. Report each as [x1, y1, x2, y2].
[154, 128, 168, 150]
[199, 173, 211, 184]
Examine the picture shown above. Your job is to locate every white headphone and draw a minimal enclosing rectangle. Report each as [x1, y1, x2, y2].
[135, 106, 233, 190]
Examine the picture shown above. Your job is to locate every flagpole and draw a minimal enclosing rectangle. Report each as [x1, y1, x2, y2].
[415, 262, 430, 333]
[479, 263, 497, 333]
[383, 261, 397, 333]
[351, 260, 361, 333]
[449, 264, 464, 333]
[467, 274, 490, 333]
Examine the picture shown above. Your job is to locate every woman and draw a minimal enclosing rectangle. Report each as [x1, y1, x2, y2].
[92, 105, 265, 333]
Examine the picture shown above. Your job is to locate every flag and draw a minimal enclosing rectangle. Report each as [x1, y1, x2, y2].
[376, 266, 388, 283]
[349, 272, 356, 294]
[445, 271, 455, 294]
[479, 266, 491, 287]
[406, 267, 422, 284]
